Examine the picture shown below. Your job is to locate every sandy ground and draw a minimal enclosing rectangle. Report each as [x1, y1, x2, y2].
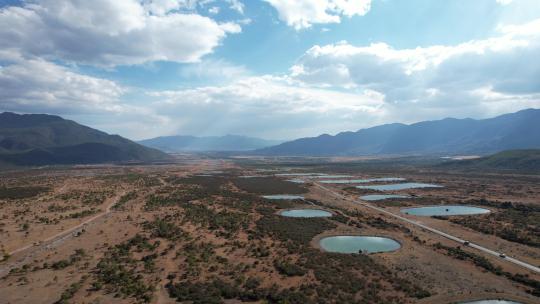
[0, 159, 538, 304]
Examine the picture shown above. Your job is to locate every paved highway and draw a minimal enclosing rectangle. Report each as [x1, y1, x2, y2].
[313, 182, 540, 275]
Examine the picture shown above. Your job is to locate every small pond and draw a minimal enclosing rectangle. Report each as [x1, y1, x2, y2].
[262, 195, 304, 200]
[286, 179, 305, 184]
[319, 236, 401, 254]
[356, 182, 442, 191]
[313, 175, 353, 179]
[360, 194, 410, 201]
[401, 205, 490, 216]
[320, 177, 404, 184]
[275, 173, 322, 176]
[459, 301, 522, 304]
[280, 209, 332, 218]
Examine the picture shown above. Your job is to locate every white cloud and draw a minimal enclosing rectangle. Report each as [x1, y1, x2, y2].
[0, 54, 171, 139]
[496, 0, 513, 5]
[264, 0, 371, 30]
[0, 56, 124, 114]
[179, 59, 250, 83]
[226, 0, 245, 14]
[147, 76, 386, 139]
[289, 18, 540, 119]
[0, 0, 241, 66]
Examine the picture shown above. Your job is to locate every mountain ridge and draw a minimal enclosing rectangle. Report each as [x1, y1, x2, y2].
[256, 108, 540, 156]
[0, 112, 169, 166]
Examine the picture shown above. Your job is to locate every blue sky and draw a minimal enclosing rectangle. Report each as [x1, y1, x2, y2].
[0, 0, 539, 140]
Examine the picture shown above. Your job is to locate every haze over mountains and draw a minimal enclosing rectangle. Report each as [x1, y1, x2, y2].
[1, 108, 539, 167]
[138, 135, 282, 152]
[440, 149, 540, 172]
[0, 112, 168, 166]
[256, 109, 540, 156]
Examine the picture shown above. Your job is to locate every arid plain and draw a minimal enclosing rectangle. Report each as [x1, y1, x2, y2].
[0, 157, 539, 304]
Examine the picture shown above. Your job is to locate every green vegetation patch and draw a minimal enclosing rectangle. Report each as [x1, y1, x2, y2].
[0, 186, 49, 199]
[233, 177, 307, 195]
[93, 235, 158, 303]
[450, 199, 540, 248]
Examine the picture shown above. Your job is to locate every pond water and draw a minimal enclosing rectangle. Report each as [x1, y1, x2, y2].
[360, 194, 410, 201]
[275, 173, 323, 176]
[459, 301, 521, 304]
[280, 209, 332, 218]
[319, 236, 401, 254]
[313, 175, 353, 179]
[356, 182, 442, 191]
[401, 205, 490, 216]
[320, 177, 404, 184]
[286, 179, 305, 184]
[262, 195, 304, 200]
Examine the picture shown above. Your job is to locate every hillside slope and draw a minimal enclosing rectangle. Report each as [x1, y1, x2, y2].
[0, 112, 169, 165]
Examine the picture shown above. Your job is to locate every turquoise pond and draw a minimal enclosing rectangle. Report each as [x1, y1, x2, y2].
[319, 236, 401, 254]
[459, 301, 521, 304]
[313, 175, 353, 179]
[286, 179, 305, 184]
[401, 205, 490, 216]
[280, 209, 332, 218]
[262, 195, 304, 200]
[360, 194, 410, 201]
[275, 173, 322, 176]
[320, 177, 405, 184]
[356, 182, 442, 191]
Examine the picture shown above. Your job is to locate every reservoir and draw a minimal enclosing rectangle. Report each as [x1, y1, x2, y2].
[280, 209, 332, 218]
[286, 179, 305, 183]
[360, 194, 410, 201]
[319, 236, 401, 254]
[459, 301, 521, 304]
[320, 177, 405, 184]
[356, 182, 442, 191]
[402, 205, 490, 216]
[313, 175, 353, 179]
[262, 195, 304, 200]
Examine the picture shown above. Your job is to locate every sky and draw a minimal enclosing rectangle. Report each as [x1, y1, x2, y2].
[0, 0, 539, 141]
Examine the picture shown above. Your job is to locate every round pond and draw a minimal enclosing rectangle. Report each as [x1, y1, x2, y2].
[280, 209, 332, 218]
[319, 236, 401, 254]
[401, 205, 490, 216]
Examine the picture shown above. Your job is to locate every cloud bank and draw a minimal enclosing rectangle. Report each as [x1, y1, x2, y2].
[0, 0, 241, 66]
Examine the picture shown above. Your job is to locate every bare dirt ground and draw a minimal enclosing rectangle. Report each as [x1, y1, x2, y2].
[0, 158, 538, 304]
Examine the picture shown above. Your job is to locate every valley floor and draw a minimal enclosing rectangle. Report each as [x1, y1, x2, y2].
[0, 157, 539, 304]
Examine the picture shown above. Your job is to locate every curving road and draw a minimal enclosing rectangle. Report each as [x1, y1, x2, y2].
[313, 182, 540, 275]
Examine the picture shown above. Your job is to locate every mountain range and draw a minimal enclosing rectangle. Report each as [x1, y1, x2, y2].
[0, 112, 168, 166]
[138, 135, 282, 152]
[256, 108, 540, 156]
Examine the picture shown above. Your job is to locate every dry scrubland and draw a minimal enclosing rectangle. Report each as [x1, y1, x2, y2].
[0, 159, 538, 304]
